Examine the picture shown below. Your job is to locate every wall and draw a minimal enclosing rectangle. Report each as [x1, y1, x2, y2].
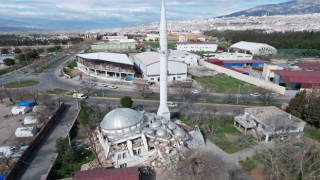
[177, 44, 218, 52]
[5, 104, 66, 180]
[202, 61, 286, 94]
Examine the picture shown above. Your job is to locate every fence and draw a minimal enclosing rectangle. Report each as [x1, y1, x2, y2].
[202, 61, 286, 95]
[5, 103, 66, 180]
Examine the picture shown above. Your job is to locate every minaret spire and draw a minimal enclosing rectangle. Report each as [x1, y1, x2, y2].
[157, 0, 170, 120]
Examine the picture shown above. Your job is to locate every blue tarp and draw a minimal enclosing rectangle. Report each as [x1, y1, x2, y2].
[18, 101, 36, 107]
[0, 174, 6, 180]
[125, 75, 133, 81]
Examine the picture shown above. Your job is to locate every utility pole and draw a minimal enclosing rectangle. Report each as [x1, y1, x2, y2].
[66, 124, 71, 146]
[236, 83, 241, 104]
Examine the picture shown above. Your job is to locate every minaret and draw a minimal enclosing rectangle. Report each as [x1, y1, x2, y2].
[157, 0, 170, 120]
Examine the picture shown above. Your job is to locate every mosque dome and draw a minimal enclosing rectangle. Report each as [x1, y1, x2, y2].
[156, 129, 167, 138]
[100, 108, 143, 131]
[149, 119, 162, 129]
[167, 122, 177, 130]
[174, 128, 185, 137]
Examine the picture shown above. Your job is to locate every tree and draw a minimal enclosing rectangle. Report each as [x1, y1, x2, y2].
[1, 48, 9, 54]
[0, 88, 6, 103]
[287, 91, 308, 119]
[173, 81, 192, 101]
[200, 84, 213, 103]
[304, 96, 320, 127]
[77, 103, 102, 166]
[3, 58, 15, 66]
[37, 48, 44, 54]
[13, 48, 22, 54]
[120, 96, 133, 108]
[163, 149, 227, 180]
[3, 88, 14, 104]
[257, 87, 274, 105]
[135, 83, 151, 99]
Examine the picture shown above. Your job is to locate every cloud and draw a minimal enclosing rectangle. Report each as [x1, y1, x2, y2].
[0, 0, 290, 30]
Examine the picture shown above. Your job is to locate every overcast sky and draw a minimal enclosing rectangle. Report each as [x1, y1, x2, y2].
[0, 0, 291, 30]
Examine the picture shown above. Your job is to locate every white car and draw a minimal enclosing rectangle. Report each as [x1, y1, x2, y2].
[167, 102, 178, 107]
[109, 85, 117, 89]
[191, 89, 200, 94]
[268, 92, 280, 97]
[250, 93, 261, 97]
[183, 79, 193, 83]
[98, 83, 108, 87]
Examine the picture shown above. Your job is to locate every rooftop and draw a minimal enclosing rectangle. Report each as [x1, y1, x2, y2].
[73, 167, 139, 180]
[230, 41, 276, 51]
[134, 52, 186, 66]
[246, 106, 306, 130]
[296, 62, 320, 70]
[77, 52, 133, 65]
[176, 41, 217, 45]
[273, 70, 320, 84]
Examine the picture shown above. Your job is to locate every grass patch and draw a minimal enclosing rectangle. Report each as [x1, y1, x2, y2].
[49, 149, 95, 179]
[145, 41, 176, 49]
[67, 59, 77, 69]
[194, 75, 259, 93]
[305, 126, 320, 143]
[178, 115, 256, 154]
[46, 88, 69, 95]
[239, 157, 258, 172]
[2, 80, 39, 88]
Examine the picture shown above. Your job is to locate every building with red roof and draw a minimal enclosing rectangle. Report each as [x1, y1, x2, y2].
[296, 62, 320, 71]
[73, 167, 139, 180]
[272, 70, 320, 90]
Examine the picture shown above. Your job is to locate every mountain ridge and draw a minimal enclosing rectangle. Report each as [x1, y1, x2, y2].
[223, 0, 320, 17]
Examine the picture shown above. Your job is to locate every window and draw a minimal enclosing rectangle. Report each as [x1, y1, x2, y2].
[123, 152, 126, 158]
[133, 150, 137, 155]
[118, 154, 121, 160]
[138, 149, 141, 155]
[120, 163, 127, 168]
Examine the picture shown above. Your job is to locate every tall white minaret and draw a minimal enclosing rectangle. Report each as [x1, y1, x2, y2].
[157, 0, 170, 120]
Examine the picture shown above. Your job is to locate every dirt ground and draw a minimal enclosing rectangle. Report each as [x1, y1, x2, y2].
[0, 103, 34, 146]
[250, 166, 267, 180]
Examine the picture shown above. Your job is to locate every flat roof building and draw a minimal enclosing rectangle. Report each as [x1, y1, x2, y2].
[176, 42, 218, 52]
[91, 39, 136, 51]
[169, 50, 199, 66]
[234, 106, 306, 142]
[76, 52, 135, 82]
[230, 41, 277, 55]
[273, 70, 320, 90]
[205, 52, 253, 61]
[133, 52, 188, 82]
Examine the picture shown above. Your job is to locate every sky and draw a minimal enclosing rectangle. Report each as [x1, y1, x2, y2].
[0, 0, 291, 31]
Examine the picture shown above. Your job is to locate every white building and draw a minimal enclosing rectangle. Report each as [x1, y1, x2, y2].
[102, 36, 128, 42]
[205, 52, 253, 60]
[262, 64, 284, 81]
[234, 106, 306, 142]
[230, 41, 277, 55]
[76, 52, 135, 81]
[169, 50, 199, 66]
[145, 34, 160, 41]
[176, 42, 218, 52]
[133, 52, 188, 82]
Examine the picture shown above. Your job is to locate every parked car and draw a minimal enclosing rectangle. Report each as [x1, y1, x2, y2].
[109, 85, 117, 89]
[191, 89, 200, 94]
[167, 102, 178, 107]
[72, 93, 88, 99]
[250, 93, 261, 97]
[268, 92, 280, 98]
[183, 79, 193, 83]
[98, 83, 108, 87]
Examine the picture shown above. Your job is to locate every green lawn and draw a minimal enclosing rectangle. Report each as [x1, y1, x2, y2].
[305, 126, 320, 143]
[194, 75, 259, 93]
[145, 41, 176, 49]
[67, 59, 77, 69]
[178, 115, 256, 154]
[2, 80, 39, 88]
[239, 157, 258, 172]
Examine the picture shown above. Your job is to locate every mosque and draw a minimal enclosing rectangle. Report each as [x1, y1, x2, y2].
[92, 0, 204, 169]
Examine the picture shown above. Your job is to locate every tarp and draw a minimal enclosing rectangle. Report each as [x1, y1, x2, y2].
[15, 127, 36, 137]
[18, 101, 36, 107]
[11, 106, 30, 115]
[23, 116, 39, 125]
[0, 174, 6, 180]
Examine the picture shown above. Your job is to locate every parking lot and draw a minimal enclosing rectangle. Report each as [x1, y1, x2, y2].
[0, 104, 34, 146]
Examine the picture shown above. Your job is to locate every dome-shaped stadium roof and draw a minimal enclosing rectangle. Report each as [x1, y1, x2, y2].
[100, 108, 143, 131]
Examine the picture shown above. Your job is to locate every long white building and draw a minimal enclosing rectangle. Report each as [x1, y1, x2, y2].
[169, 50, 199, 66]
[176, 42, 218, 52]
[133, 52, 187, 82]
[230, 41, 277, 55]
[205, 52, 253, 61]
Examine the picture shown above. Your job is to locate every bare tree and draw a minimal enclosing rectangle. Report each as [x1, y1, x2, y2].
[13, 89, 29, 102]
[223, 90, 235, 103]
[173, 81, 192, 101]
[80, 80, 94, 95]
[257, 87, 274, 105]
[135, 83, 151, 99]
[200, 84, 213, 103]
[0, 88, 6, 103]
[163, 149, 227, 180]
[37, 92, 54, 106]
[3, 88, 14, 104]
